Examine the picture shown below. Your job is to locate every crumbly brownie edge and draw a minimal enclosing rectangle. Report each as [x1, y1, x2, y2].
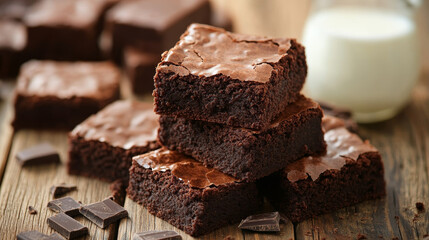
[158, 106, 325, 181]
[12, 91, 119, 130]
[154, 40, 306, 130]
[127, 160, 262, 236]
[67, 135, 159, 184]
[261, 152, 386, 223]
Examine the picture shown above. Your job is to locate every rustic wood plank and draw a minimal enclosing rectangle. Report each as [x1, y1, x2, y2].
[0, 130, 117, 239]
[0, 81, 15, 183]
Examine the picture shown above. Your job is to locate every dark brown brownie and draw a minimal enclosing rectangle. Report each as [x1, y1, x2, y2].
[68, 100, 160, 184]
[154, 24, 307, 130]
[123, 47, 160, 94]
[127, 148, 262, 237]
[13, 61, 120, 129]
[261, 116, 386, 223]
[158, 95, 325, 181]
[106, 0, 211, 62]
[23, 0, 114, 60]
[0, 20, 26, 78]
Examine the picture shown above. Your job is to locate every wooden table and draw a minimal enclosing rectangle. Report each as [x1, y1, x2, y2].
[1, 2, 429, 239]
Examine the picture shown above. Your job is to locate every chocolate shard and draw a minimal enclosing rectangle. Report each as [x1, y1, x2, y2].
[133, 230, 182, 240]
[47, 196, 81, 217]
[238, 212, 281, 232]
[28, 206, 37, 215]
[79, 198, 128, 228]
[17, 230, 49, 240]
[47, 213, 88, 239]
[16, 143, 60, 166]
[50, 183, 77, 198]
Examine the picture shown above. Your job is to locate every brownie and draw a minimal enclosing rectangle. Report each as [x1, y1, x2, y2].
[106, 0, 211, 62]
[23, 0, 114, 60]
[0, 20, 26, 78]
[13, 61, 120, 129]
[261, 116, 386, 223]
[68, 100, 160, 184]
[127, 148, 262, 237]
[0, 0, 38, 21]
[158, 95, 326, 181]
[123, 47, 160, 94]
[154, 24, 307, 130]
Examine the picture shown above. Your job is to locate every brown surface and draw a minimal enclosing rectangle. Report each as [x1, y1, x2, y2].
[1, 0, 429, 239]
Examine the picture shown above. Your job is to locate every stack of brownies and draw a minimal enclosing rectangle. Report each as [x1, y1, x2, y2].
[127, 23, 329, 236]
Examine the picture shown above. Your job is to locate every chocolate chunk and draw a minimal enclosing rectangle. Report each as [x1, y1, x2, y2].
[133, 230, 182, 240]
[17, 230, 48, 240]
[238, 212, 280, 232]
[416, 202, 425, 212]
[48, 197, 81, 217]
[28, 206, 37, 215]
[16, 143, 60, 166]
[47, 233, 64, 240]
[47, 213, 88, 239]
[79, 198, 128, 228]
[50, 183, 77, 198]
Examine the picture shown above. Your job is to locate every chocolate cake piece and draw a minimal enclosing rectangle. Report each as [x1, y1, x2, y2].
[13, 61, 120, 129]
[68, 100, 159, 184]
[127, 148, 262, 237]
[123, 47, 160, 94]
[106, 0, 211, 62]
[154, 23, 307, 130]
[261, 116, 386, 223]
[0, 20, 26, 78]
[158, 95, 325, 181]
[23, 0, 114, 60]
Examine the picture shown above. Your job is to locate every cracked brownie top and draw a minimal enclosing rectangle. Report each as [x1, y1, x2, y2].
[157, 23, 293, 83]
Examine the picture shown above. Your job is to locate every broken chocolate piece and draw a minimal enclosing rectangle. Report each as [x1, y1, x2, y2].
[79, 198, 128, 228]
[47, 197, 81, 217]
[238, 212, 280, 232]
[16, 143, 60, 166]
[17, 230, 48, 240]
[50, 183, 77, 198]
[28, 206, 37, 215]
[47, 213, 88, 239]
[133, 230, 182, 240]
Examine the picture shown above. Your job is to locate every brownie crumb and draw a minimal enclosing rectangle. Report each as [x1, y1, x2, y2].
[416, 202, 425, 212]
[357, 233, 367, 239]
[391, 237, 399, 240]
[394, 216, 399, 221]
[109, 179, 126, 204]
[423, 233, 429, 237]
[305, 231, 312, 236]
[224, 236, 235, 240]
[28, 206, 37, 215]
[333, 228, 338, 233]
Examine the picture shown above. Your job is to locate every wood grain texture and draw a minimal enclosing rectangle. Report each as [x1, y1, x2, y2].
[0, 81, 15, 184]
[0, 130, 117, 239]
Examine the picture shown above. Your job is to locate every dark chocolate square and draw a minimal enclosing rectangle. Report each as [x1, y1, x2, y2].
[79, 198, 128, 228]
[48, 196, 81, 216]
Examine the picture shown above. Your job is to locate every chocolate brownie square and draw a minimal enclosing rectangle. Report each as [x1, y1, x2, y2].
[158, 95, 326, 181]
[0, 20, 26, 78]
[154, 24, 307, 130]
[127, 148, 262, 237]
[13, 61, 120, 129]
[261, 116, 386, 223]
[68, 100, 160, 184]
[23, 0, 113, 60]
[106, 0, 211, 62]
[123, 47, 160, 94]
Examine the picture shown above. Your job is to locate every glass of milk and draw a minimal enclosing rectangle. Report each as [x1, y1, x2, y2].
[303, 0, 421, 123]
